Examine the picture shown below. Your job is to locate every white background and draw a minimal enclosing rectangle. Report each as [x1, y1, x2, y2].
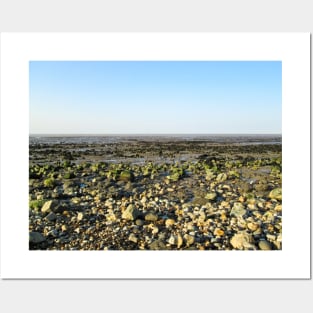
[0, 32, 310, 279]
[0, 1, 312, 312]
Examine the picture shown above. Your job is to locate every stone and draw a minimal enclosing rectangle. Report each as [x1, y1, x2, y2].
[230, 202, 247, 217]
[119, 170, 134, 182]
[29, 232, 46, 244]
[122, 204, 140, 221]
[41, 200, 57, 213]
[268, 188, 282, 200]
[214, 228, 225, 236]
[168, 235, 177, 245]
[165, 219, 176, 227]
[145, 212, 158, 222]
[61, 225, 68, 232]
[247, 222, 259, 232]
[230, 232, 255, 250]
[128, 233, 138, 243]
[216, 173, 227, 182]
[45, 212, 57, 222]
[149, 240, 167, 250]
[135, 219, 145, 226]
[258, 240, 272, 250]
[205, 192, 217, 200]
[77, 212, 84, 221]
[177, 233, 183, 248]
[274, 204, 282, 212]
[184, 234, 195, 246]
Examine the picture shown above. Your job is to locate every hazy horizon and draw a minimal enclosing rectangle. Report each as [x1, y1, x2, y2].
[30, 61, 282, 134]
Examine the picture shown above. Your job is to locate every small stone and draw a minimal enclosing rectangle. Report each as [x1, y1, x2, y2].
[168, 235, 177, 245]
[216, 173, 227, 182]
[165, 219, 175, 227]
[45, 212, 57, 222]
[274, 204, 282, 212]
[41, 200, 57, 213]
[214, 228, 225, 236]
[61, 225, 68, 232]
[205, 192, 217, 200]
[177, 233, 183, 248]
[145, 212, 158, 222]
[141, 196, 147, 204]
[184, 234, 195, 246]
[149, 240, 167, 250]
[247, 222, 259, 232]
[230, 202, 247, 217]
[266, 234, 276, 241]
[29, 232, 46, 244]
[268, 188, 282, 200]
[135, 219, 145, 226]
[122, 204, 140, 221]
[258, 240, 272, 250]
[230, 232, 255, 250]
[77, 212, 84, 221]
[128, 233, 138, 243]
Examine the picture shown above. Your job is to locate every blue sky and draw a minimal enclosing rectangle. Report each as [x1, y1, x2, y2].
[29, 61, 281, 134]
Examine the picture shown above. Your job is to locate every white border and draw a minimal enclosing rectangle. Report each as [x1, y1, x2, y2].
[0, 33, 310, 279]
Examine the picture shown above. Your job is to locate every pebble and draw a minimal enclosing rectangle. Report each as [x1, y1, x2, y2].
[214, 228, 225, 236]
[230, 232, 255, 250]
[184, 234, 195, 246]
[41, 200, 57, 213]
[128, 233, 138, 243]
[258, 240, 272, 250]
[77, 212, 84, 221]
[122, 204, 140, 220]
[29, 232, 46, 244]
[268, 188, 282, 200]
[165, 219, 176, 227]
[230, 202, 247, 217]
[145, 212, 158, 222]
[45, 212, 57, 222]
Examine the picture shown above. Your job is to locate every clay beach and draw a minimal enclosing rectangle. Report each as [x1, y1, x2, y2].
[29, 134, 282, 250]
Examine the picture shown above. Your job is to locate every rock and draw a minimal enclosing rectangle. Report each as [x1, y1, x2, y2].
[29, 232, 46, 244]
[165, 219, 176, 227]
[149, 240, 167, 250]
[205, 192, 217, 200]
[41, 200, 57, 213]
[45, 212, 57, 222]
[135, 219, 145, 226]
[122, 204, 140, 221]
[177, 233, 183, 248]
[61, 225, 68, 232]
[77, 212, 84, 221]
[216, 173, 227, 182]
[268, 188, 282, 200]
[119, 170, 134, 182]
[184, 234, 195, 246]
[168, 235, 177, 245]
[230, 202, 247, 217]
[128, 233, 138, 243]
[258, 240, 272, 250]
[214, 228, 225, 236]
[247, 222, 259, 232]
[145, 212, 158, 222]
[274, 204, 282, 212]
[230, 232, 255, 250]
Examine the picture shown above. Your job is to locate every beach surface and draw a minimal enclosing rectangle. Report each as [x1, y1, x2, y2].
[29, 135, 282, 250]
